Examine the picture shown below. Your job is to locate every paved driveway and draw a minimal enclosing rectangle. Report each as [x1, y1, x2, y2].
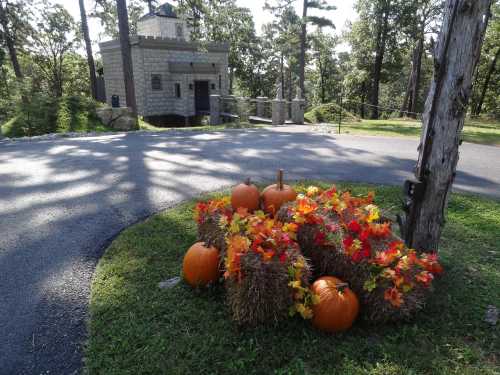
[1, 126, 499, 374]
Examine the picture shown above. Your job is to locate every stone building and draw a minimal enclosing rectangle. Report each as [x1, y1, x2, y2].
[99, 2, 229, 124]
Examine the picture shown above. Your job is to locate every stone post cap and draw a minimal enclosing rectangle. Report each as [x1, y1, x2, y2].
[256, 96, 269, 100]
[210, 94, 221, 97]
[295, 86, 302, 100]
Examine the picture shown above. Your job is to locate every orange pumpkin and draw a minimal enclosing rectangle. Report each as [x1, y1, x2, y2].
[262, 169, 297, 215]
[231, 178, 260, 212]
[183, 242, 220, 287]
[311, 276, 359, 332]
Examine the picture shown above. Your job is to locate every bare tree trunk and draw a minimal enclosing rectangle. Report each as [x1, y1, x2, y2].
[0, 2, 23, 79]
[298, 0, 307, 97]
[79, 0, 98, 99]
[474, 46, 500, 116]
[116, 0, 137, 115]
[370, 2, 390, 119]
[400, 0, 492, 252]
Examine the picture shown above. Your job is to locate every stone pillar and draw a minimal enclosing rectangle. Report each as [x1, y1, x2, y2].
[292, 87, 306, 124]
[292, 98, 306, 124]
[256, 96, 268, 118]
[237, 97, 249, 123]
[210, 94, 221, 125]
[272, 99, 286, 125]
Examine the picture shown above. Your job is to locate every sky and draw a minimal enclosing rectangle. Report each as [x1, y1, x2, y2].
[54, 0, 356, 49]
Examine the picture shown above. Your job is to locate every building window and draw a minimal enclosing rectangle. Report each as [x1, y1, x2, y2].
[151, 74, 162, 90]
[175, 83, 181, 98]
[175, 23, 184, 39]
[211, 83, 216, 90]
[219, 75, 222, 89]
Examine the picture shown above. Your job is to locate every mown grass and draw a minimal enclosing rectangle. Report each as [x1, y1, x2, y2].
[85, 182, 500, 375]
[336, 118, 500, 146]
[139, 118, 263, 132]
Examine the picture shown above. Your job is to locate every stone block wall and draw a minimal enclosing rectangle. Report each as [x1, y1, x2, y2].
[137, 17, 192, 41]
[100, 37, 229, 118]
[101, 48, 126, 108]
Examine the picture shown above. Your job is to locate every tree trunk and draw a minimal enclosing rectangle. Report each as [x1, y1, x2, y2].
[79, 0, 98, 100]
[298, 0, 307, 97]
[317, 52, 325, 103]
[400, 67, 413, 116]
[116, 0, 137, 115]
[409, 35, 424, 117]
[370, 2, 390, 119]
[474, 46, 500, 115]
[280, 52, 284, 96]
[229, 66, 234, 94]
[401, 0, 492, 252]
[0, 2, 23, 79]
[360, 81, 366, 119]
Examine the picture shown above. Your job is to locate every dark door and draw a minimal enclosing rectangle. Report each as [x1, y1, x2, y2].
[194, 81, 210, 113]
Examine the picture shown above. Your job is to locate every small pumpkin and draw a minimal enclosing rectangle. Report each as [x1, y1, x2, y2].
[262, 169, 297, 215]
[231, 177, 260, 212]
[183, 242, 220, 287]
[311, 276, 359, 332]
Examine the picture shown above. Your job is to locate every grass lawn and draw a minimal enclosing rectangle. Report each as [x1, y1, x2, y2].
[335, 118, 500, 146]
[86, 182, 500, 375]
[139, 118, 263, 132]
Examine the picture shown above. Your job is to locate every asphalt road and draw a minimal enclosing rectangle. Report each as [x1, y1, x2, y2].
[1, 126, 499, 374]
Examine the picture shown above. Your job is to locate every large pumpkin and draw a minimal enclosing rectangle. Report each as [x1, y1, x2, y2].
[183, 242, 220, 287]
[262, 169, 297, 215]
[231, 178, 260, 212]
[311, 276, 359, 332]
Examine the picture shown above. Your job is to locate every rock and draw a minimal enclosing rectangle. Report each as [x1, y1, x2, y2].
[95, 107, 113, 125]
[159, 276, 181, 289]
[96, 105, 138, 131]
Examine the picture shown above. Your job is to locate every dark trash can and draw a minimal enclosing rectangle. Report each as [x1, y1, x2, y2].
[111, 95, 120, 108]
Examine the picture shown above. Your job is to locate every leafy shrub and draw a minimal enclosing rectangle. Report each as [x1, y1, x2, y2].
[305, 102, 360, 124]
[1, 95, 108, 138]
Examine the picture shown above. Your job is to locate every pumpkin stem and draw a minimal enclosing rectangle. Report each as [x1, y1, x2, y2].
[335, 282, 349, 293]
[277, 169, 284, 190]
[244, 177, 251, 185]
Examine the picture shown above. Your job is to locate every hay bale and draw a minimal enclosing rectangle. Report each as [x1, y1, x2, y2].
[226, 250, 311, 326]
[197, 213, 228, 257]
[276, 198, 433, 323]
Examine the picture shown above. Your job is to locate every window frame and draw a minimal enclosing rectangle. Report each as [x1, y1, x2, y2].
[151, 74, 162, 91]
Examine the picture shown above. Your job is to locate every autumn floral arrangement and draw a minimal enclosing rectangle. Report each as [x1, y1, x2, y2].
[183, 172, 443, 330]
[223, 209, 314, 324]
[277, 185, 444, 322]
